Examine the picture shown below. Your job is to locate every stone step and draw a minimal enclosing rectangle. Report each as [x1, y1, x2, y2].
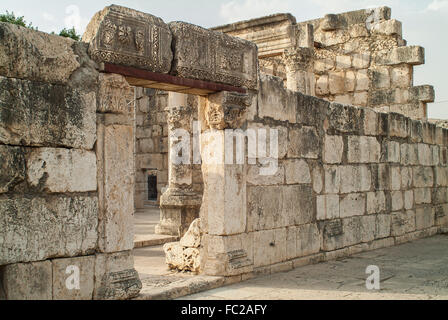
[134, 234, 179, 249]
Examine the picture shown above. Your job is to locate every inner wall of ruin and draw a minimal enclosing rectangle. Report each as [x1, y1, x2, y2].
[0, 4, 447, 300]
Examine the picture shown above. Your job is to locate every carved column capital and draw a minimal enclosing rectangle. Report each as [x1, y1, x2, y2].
[165, 105, 193, 130]
[205, 91, 251, 130]
[98, 73, 134, 114]
[283, 47, 314, 73]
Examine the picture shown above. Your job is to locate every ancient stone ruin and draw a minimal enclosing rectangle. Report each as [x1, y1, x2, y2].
[0, 5, 446, 300]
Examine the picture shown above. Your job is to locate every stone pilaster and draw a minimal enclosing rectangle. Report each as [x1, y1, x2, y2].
[156, 93, 201, 237]
[95, 73, 141, 300]
[200, 91, 254, 277]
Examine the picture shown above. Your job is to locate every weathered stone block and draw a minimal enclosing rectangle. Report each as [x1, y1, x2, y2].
[327, 103, 362, 134]
[316, 75, 329, 95]
[384, 141, 401, 163]
[97, 123, 135, 253]
[435, 205, 448, 227]
[258, 74, 297, 123]
[371, 66, 390, 89]
[27, 148, 97, 193]
[1, 261, 52, 300]
[322, 220, 344, 251]
[83, 5, 172, 73]
[390, 167, 401, 191]
[362, 108, 378, 136]
[329, 71, 345, 94]
[433, 188, 448, 204]
[340, 193, 366, 218]
[375, 214, 391, 239]
[367, 191, 386, 214]
[347, 136, 380, 163]
[409, 85, 435, 103]
[352, 53, 371, 69]
[388, 113, 409, 138]
[436, 167, 448, 187]
[371, 19, 402, 36]
[288, 126, 320, 159]
[97, 73, 134, 114]
[312, 166, 324, 194]
[324, 165, 341, 194]
[391, 210, 415, 236]
[404, 190, 414, 210]
[284, 159, 311, 184]
[0, 77, 96, 149]
[415, 207, 435, 230]
[52, 256, 95, 300]
[375, 46, 425, 66]
[0, 22, 82, 84]
[414, 188, 432, 205]
[401, 144, 419, 166]
[94, 251, 142, 300]
[170, 21, 258, 89]
[324, 135, 344, 164]
[253, 230, 276, 268]
[0, 145, 26, 193]
[247, 163, 285, 186]
[391, 65, 412, 88]
[317, 195, 340, 220]
[0, 196, 98, 265]
[413, 167, 434, 188]
[296, 224, 321, 257]
[391, 191, 404, 211]
[340, 165, 372, 194]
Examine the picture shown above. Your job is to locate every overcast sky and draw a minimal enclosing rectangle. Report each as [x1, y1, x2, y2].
[2, 0, 447, 119]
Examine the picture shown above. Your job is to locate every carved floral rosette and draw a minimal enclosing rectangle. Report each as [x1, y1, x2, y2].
[83, 5, 173, 74]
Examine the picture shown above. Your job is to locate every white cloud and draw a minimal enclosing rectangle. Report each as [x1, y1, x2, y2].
[64, 5, 89, 33]
[219, 0, 291, 23]
[426, 0, 448, 11]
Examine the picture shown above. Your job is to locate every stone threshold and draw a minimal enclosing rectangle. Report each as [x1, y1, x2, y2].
[134, 234, 179, 249]
[134, 226, 447, 300]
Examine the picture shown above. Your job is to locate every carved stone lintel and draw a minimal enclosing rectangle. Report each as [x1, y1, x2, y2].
[98, 73, 134, 114]
[205, 91, 251, 130]
[83, 5, 173, 73]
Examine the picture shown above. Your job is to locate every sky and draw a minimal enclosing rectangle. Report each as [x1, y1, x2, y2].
[2, 0, 447, 119]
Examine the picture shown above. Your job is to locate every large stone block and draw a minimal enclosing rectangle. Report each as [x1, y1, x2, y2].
[94, 251, 142, 300]
[391, 211, 416, 236]
[317, 195, 340, 221]
[52, 256, 95, 300]
[375, 46, 425, 66]
[296, 224, 321, 257]
[367, 191, 386, 214]
[284, 159, 311, 184]
[97, 123, 135, 253]
[258, 74, 297, 123]
[0, 22, 81, 84]
[323, 135, 344, 164]
[26, 148, 97, 193]
[170, 21, 258, 89]
[340, 165, 372, 194]
[415, 207, 435, 230]
[340, 193, 366, 218]
[288, 126, 320, 159]
[413, 167, 434, 188]
[0, 77, 96, 149]
[0, 196, 98, 265]
[83, 5, 172, 73]
[347, 136, 380, 163]
[0, 145, 26, 193]
[327, 103, 363, 134]
[1, 261, 52, 300]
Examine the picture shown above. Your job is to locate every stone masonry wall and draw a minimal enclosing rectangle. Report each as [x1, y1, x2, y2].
[242, 73, 448, 273]
[0, 23, 141, 300]
[214, 7, 435, 121]
[301, 7, 434, 120]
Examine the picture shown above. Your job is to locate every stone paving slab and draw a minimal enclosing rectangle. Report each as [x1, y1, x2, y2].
[177, 235, 448, 300]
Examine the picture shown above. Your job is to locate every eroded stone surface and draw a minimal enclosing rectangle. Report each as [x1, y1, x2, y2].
[170, 21, 258, 89]
[0, 196, 98, 265]
[83, 5, 172, 73]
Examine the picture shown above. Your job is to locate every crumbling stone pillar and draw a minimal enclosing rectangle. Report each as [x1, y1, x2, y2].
[200, 91, 254, 277]
[156, 92, 202, 237]
[95, 73, 142, 300]
[284, 47, 315, 96]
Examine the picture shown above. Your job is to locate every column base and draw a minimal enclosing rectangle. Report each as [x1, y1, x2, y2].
[155, 188, 202, 237]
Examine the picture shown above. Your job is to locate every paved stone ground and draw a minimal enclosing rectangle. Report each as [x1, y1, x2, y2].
[134, 207, 178, 248]
[179, 235, 448, 300]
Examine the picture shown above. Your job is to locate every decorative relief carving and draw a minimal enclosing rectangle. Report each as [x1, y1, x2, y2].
[83, 5, 172, 74]
[169, 21, 258, 90]
[205, 92, 251, 130]
[166, 105, 193, 130]
[98, 73, 134, 114]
